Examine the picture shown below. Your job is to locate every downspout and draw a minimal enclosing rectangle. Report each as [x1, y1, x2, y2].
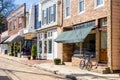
[60, 0, 63, 27]
[110, 0, 113, 72]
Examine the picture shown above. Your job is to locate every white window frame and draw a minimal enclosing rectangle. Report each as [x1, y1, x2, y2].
[47, 39, 53, 54]
[43, 10, 47, 25]
[50, 6, 54, 23]
[9, 22, 12, 31]
[64, 0, 70, 18]
[14, 20, 16, 29]
[94, 0, 104, 9]
[18, 18, 22, 28]
[78, 0, 85, 14]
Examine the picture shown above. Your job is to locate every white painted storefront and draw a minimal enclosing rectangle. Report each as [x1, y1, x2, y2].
[37, 29, 57, 60]
[37, 0, 58, 60]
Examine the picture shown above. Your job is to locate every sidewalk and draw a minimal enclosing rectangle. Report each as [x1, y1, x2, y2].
[0, 54, 120, 80]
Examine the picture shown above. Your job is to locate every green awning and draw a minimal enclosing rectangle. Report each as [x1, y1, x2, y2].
[55, 26, 93, 43]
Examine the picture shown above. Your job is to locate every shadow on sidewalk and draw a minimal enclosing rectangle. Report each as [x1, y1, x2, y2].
[70, 73, 119, 80]
[0, 76, 12, 80]
[0, 68, 65, 79]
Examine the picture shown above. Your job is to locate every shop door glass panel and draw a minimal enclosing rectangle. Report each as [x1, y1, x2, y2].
[100, 31, 107, 63]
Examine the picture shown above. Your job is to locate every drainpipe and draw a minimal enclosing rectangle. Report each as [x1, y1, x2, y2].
[60, 0, 63, 27]
[110, 0, 113, 72]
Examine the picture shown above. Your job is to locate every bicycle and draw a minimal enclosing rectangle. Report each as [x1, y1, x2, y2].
[79, 54, 92, 71]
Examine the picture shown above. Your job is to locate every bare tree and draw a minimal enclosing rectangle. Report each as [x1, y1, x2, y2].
[0, 0, 17, 33]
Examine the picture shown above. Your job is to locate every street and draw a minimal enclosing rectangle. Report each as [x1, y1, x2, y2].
[0, 57, 67, 80]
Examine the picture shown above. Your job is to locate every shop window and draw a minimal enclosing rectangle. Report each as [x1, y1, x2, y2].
[48, 39, 52, 53]
[48, 31, 52, 37]
[39, 33, 43, 39]
[44, 41, 47, 53]
[39, 41, 42, 54]
[44, 33, 47, 39]
[100, 18, 107, 27]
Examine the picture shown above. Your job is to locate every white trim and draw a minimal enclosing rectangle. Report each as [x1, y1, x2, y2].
[78, 0, 85, 15]
[64, 0, 71, 19]
[94, 0, 104, 9]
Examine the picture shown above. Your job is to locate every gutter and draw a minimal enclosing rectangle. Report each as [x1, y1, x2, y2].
[110, 0, 113, 71]
[60, 0, 63, 27]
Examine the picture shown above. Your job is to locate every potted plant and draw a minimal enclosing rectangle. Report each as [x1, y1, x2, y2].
[31, 44, 37, 60]
[54, 58, 61, 65]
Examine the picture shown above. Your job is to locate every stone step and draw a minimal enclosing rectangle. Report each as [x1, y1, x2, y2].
[91, 65, 110, 74]
[64, 62, 72, 66]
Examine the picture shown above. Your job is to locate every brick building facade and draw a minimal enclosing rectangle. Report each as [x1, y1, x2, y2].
[56, 0, 120, 71]
[7, 3, 26, 36]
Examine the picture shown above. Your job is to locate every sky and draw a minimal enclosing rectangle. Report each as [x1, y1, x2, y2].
[14, 0, 39, 11]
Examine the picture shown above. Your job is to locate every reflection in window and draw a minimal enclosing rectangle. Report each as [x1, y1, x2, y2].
[39, 41, 42, 54]
[48, 39, 52, 53]
[18, 18, 22, 28]
[79, 0, 85, 13]
[14, 21, 16, 29]
[44, 41, 47, 53]
[9, 22, 12, 31]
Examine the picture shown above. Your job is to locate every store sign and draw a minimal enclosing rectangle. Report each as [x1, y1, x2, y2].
[74, 20, 96, 29]
[25, 33, 36, 40]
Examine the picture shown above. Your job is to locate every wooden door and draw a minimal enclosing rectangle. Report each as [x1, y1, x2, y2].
[100, 31, 107, 63]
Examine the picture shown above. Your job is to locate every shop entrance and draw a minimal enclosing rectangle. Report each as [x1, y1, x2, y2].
[99, 31, 107, 63]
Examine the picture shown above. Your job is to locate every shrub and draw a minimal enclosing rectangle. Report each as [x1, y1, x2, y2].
[31, 44, 37, 56]
[8, 53, 12, 56]
[54, 58, 61, 65]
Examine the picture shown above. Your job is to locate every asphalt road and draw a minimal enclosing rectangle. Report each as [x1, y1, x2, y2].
[0, 57, 67, 80]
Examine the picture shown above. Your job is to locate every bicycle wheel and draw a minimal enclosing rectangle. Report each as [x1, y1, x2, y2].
[79, 60, 85, 69]
[86, 61, 92, 71]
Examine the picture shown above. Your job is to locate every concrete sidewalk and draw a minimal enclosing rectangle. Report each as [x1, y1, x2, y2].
[0, 54, 120, 80]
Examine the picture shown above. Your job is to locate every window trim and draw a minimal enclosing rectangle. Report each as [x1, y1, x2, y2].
[14, 20, 16, 29]
[94, 0, 104, 9]
[78, 0, 85, 14]
[9, 22, 12, 31]
[64, 0, 71, 19]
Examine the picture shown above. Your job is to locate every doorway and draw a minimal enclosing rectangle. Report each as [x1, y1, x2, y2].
[99, 31, 107, 63]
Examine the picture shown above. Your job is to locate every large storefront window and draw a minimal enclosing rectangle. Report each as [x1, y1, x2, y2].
[44, 41, 47, 53]
[39, 41, 42, 54]
[48, 39, 52, 53]
[73, 34, 95, 58]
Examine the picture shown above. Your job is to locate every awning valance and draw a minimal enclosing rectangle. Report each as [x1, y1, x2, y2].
[55, 26, 93, 43]
[4, 34, 24, 43]
[0, 36, 9, 44]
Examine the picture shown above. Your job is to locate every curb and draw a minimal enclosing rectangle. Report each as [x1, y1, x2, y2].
[0, 56, 78, 79]
[33, 64, 77, 80]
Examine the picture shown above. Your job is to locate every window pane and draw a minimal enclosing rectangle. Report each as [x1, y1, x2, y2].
[48, 40, 52, 53]
[39, 41, 42, 54]
[65, 0, 70, 17]
[79, 0, 84, 12]
[97, 0, 103, 6]
[101, 31, 107, 49]
[66, 7, 70, 16]
[14, 21, 16, 29]
[44, 41, 47, 53]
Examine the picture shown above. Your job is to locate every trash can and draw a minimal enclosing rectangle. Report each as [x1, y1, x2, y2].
[4, 50, 8, 54]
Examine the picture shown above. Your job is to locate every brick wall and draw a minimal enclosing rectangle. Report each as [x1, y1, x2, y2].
[7, 3, 26, 36]
[111, 0, 120, 70]
[62, 0, 110, 27]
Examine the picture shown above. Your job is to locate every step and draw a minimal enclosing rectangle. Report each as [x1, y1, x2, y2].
[64, 62, 72, 66]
